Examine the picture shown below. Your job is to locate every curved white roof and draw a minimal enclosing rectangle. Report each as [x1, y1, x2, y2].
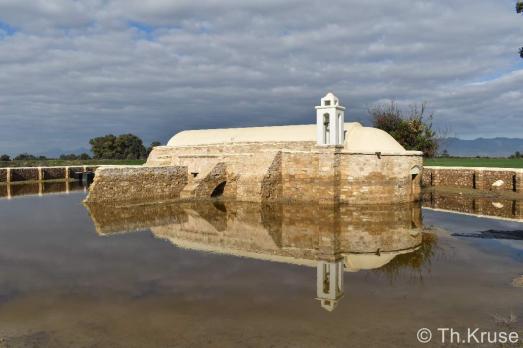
[167, 122, 409, 154]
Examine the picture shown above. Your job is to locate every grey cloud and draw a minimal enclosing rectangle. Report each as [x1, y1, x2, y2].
[0, 0, 522, 154]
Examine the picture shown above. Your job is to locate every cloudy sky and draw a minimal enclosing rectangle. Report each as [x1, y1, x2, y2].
[0, 0, 522, 155]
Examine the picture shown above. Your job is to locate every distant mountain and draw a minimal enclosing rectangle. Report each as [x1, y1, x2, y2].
[36, 147, 91, 158]
[440, 138, 523, 157]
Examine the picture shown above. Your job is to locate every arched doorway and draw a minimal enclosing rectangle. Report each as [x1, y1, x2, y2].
[211, 181, 226, 198]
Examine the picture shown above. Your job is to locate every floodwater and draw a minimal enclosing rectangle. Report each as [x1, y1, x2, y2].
[0, 184, 522, 347]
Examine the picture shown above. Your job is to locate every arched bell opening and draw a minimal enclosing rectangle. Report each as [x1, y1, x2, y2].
[211, 181, 227, 198]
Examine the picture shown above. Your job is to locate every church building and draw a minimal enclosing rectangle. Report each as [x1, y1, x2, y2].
[86, 92, 423, 204]
[144, 92, 423, 204]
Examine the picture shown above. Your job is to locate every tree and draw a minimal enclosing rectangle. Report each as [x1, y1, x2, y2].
[147, 141, 162, 156]
[89, 134, 117, 159]
[0, 154, 10, 161]
[79, 153, 91, 160]
[59, 153, 78, 160]
[14, 153, 38, 160]
[518, 1, 522, 57]
[509, 151, 522, 159]
[370, 100, 439, 157]
[89, 134, 147, 159]
[440, 149, 450, 158]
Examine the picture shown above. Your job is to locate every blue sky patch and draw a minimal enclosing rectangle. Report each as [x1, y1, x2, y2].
[128, 21, 155, 34]
[0, 20, 16, 37]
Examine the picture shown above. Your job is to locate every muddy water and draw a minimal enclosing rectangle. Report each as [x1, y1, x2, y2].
[0, 188, 522, 347]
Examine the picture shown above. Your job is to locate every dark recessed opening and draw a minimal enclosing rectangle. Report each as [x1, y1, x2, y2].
[513, 175, 517, 192]
[191, 172, 199, 178]
[212, 200, 227, 212]
[211, 181, 226, 198]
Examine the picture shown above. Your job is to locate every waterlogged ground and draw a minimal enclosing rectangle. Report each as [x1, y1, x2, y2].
[0, 186, 522, 347]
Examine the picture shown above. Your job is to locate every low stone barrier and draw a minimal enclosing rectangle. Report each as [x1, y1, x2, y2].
[84, 166, 188, 203]
[423, 166, 523, 193]
[0, 165, 100, 183]
[10, 168, 39, 182]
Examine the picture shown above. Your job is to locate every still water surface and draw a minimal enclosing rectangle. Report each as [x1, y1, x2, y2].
[0, 186, 522, 347]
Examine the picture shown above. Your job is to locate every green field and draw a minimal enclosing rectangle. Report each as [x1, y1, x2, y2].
[0, 159, 146, 168]
[2, 157, 522, 169]
[424, 157, 523, 168]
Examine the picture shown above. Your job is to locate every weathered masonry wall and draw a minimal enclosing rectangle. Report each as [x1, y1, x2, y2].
[87, 144, 423, 204]
[422, 166, 523, 193]
[0, 166, 98, 183]
[85, 166, 188, 203]
[280, 150, 422, 204]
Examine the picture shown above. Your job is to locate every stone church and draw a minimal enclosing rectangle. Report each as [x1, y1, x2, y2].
[86, 93, 423, 204]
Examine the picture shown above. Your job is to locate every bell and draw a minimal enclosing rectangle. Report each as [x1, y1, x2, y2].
[517, 0, 523, 13]
[520, 47, 523, 59]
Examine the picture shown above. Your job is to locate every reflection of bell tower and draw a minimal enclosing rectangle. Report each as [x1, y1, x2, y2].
[316, 258, 344, 312]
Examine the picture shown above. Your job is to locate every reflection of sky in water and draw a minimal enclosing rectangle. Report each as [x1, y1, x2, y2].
[423, 208, 523, 263]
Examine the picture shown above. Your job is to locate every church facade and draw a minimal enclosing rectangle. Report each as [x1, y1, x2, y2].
[86, 93, 423, 204]
[144, 93, 423, 204]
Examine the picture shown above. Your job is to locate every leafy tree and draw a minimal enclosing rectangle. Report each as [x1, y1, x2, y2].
[518, 1, 523, 57]
[89, 134, 117, 159]
[89, 134, 147, 159]
[509, 151, 522, 159]
[440, 149, 450, 158]
[147, 141, 162, 156]
[14, 153, 38, 160]
[59, 153, 78, 160]
[0, 154, 10, 161]
[370, 100, 439, 157]
[79, 153, 91, 160]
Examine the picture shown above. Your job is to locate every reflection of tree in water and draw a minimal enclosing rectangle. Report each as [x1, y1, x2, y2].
[373, 232, 438, 283]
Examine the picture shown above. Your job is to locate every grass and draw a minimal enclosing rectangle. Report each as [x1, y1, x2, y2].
[3, 157, 522, 169]
[424, 157, 523, 168]
[0, 159, 146, 168]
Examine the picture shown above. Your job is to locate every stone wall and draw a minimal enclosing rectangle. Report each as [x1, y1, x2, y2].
[146, 142, 317, 166]
[85, 166, 188, 203]
[10, 168, 39, 182]
[338, 153, 422, 205]
[43, 167, 66, 180]
[88, 143, 423, 204]
[0, 166, 100, 183]
[280, 149, 422, 204]
[423, 166, 523, 193]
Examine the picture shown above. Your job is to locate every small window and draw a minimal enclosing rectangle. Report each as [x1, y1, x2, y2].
[324, 100, 331, 106]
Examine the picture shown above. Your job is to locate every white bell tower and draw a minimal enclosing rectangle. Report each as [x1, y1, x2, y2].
[315, 92, 345, 146]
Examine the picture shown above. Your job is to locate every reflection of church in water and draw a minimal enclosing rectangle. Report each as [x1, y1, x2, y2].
[86, 200, 426, 312]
